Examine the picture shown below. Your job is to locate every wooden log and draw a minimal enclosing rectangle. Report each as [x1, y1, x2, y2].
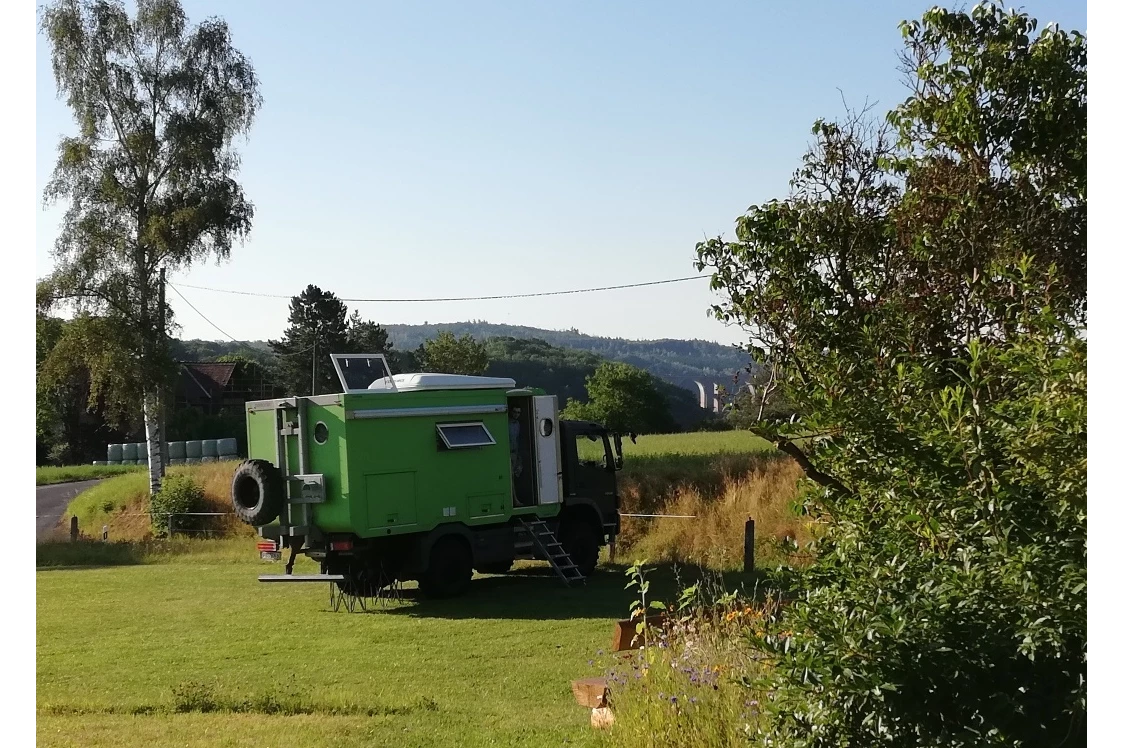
[611, 614, 668, 652]
[571, 677, 609, 709]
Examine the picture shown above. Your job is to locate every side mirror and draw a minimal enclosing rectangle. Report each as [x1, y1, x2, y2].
[612, 433, 625, 470]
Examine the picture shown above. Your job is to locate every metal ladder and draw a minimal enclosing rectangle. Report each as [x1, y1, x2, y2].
[516, 518, 586, 586]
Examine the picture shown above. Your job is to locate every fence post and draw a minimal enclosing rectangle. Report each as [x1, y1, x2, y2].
[101, 524, 108, 542]
[744, 517, 755, 572]
[70, 516, 78, 543]
[168, 514, 175, 538]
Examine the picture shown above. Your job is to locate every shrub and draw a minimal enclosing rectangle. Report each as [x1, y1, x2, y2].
[695, 4, 1086, 744]
[149, 474, 205, 537]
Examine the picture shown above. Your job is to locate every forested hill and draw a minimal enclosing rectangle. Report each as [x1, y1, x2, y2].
[383, 322, 748, 381]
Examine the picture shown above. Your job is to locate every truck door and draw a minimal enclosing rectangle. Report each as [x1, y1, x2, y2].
[533, 395, 562, 505]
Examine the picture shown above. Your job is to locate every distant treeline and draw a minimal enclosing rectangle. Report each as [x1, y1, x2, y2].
[172, 334, 721, 431]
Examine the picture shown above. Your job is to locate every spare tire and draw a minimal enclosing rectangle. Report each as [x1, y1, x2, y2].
[230, 459, 285, 526]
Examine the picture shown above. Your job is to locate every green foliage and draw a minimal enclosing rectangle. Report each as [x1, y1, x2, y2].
[38, 0, 262, 490]
[604, 567, 773, 747]
[171, 339, 274, 369]
[37, 0, 262, 398]
[36, 314, 135, 465]
[149, 474, 205, 536]
[269, 285, 350, 395]
[346, 310, 399, 369]
[167, 405, 245, 446]
[269, 286, 402, 394]
[415, 330, 489, 375]
[387, 321, 748, 383]
[695, 3, 1085, 745]
[722, 365, 799, 430]
[483, 336, 601, 406]
[561, 361, 676, 434]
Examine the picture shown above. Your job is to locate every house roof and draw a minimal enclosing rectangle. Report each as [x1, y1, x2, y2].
[181, 362, 237, 397]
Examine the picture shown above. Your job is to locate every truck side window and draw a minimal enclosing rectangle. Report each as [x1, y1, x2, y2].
[436, 422, 496, 450]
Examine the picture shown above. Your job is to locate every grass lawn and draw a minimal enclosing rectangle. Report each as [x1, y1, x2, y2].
[37, 464, 144, 486]
[36, 542, 752, 747]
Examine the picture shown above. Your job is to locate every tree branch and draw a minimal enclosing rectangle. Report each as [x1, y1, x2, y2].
[769, 435, 853, 497]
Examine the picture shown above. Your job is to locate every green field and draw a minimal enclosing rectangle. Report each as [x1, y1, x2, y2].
[39, 430, 789, 745]
[36, 543, 752, 747]
[37, 463, 144, 486]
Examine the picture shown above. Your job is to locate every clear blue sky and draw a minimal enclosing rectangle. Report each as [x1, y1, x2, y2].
[34, 0, 1087, 347]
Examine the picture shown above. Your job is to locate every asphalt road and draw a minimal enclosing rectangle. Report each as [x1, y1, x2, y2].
[36, 480, 103, 539]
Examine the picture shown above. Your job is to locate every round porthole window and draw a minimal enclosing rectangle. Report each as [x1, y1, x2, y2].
[539, 418, 554, 437]
[314, 421, 329, 445]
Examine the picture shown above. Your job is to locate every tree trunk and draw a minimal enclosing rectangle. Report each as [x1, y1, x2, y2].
[144, 390, 164, 495]
[158, 388, 169, 479]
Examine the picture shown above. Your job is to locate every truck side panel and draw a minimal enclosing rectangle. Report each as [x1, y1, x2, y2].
[342, 389, 513, 539]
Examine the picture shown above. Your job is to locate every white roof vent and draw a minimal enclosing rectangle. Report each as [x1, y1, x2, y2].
[366, 373, 517, 392]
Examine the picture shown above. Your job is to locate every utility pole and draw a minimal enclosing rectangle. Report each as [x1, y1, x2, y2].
[312, 335, 317, 396]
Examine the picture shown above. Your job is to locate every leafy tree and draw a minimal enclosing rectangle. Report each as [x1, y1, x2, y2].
[36, 315, 69, 458]
[696, 4, 1085, 745]
[37, 0, 261, 493]
[415, 331, 489, 376]
[269, 285, 350, 395]
[561, 362, 675, 434]
[346, 310, 400, 371]
[725, 364, 799, 428]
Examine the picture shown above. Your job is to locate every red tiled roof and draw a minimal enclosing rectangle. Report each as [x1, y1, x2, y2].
[181, 362, 237, 397]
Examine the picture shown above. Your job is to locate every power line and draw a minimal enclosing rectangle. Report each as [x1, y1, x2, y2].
[172, 274, 711, 303]
[168, 283, 313, 357]
[167, 283, 248, 345]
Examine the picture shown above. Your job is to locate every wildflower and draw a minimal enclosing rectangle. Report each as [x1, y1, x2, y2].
[690, 697, 698, 704]
[670, 696, 678, 705]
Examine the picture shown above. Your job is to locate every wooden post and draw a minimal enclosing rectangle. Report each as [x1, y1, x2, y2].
[608, 541, 616, 564]
[571, 677, 614, 729]
[744, 517, 755, 572]
[70, 516, 78, 543]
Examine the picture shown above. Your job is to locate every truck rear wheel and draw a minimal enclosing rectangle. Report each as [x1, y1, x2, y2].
[560, 520, 600, 578]
[420, 537, 473, 599]
[230, 459, 284, 526]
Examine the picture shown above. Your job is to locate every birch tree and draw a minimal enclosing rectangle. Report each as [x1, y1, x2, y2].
[37, 0, 261, 494]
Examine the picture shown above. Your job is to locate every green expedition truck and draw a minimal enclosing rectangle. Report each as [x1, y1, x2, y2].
[230, 354, 624, 598]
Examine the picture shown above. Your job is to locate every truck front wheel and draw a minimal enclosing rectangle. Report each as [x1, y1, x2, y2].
[560, 520, 600, 578]
[420, 537, 473, 599]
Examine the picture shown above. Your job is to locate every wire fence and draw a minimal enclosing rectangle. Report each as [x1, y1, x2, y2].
[608, 513, 758, 570]
[45, 510, 771, 569]
[41, 512, 237, 541]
